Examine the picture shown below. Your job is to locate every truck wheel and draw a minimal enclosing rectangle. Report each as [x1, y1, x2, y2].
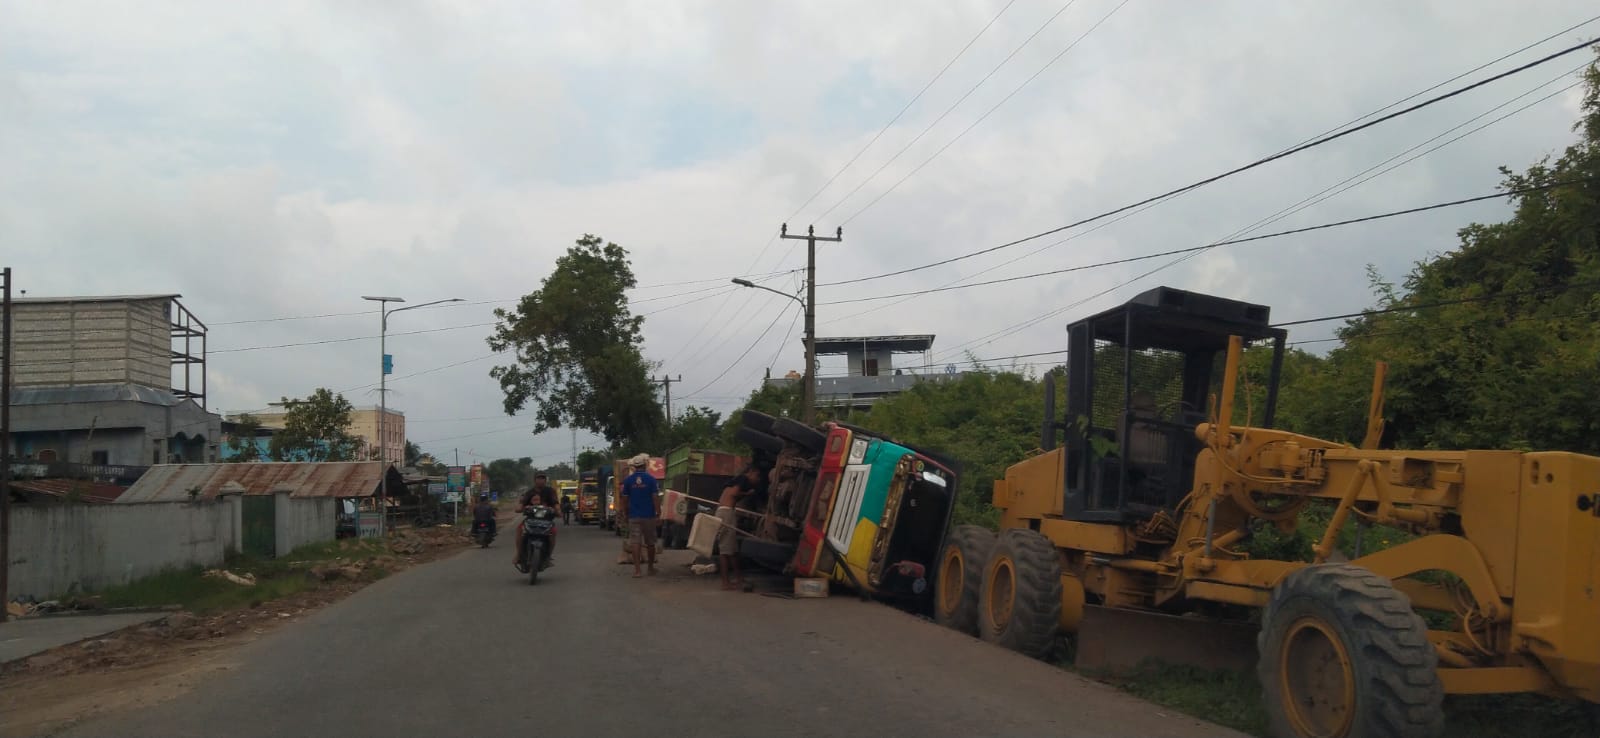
[771, 417, 826, 454]
[736, 426, 784, 455]
[934, 525, 996, 635]
[978, 529, 1061, 658]
[1258, 564, 1442, 738]
[740, 409, 778, 434]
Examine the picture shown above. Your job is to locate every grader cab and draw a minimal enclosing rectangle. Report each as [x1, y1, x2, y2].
[934, 286, 1600, 738]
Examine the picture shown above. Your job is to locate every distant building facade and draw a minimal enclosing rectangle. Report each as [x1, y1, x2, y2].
[764, 334, 965, 413]
[5, 294, 220, 469]
[248, 406, 405, 463]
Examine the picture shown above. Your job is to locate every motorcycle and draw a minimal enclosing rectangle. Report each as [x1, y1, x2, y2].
[520, 505, 557, 584]
[472, 519, 496, 548]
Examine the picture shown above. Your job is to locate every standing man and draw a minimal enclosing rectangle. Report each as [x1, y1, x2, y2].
[514, 473, 560, 572]
[561, 494, 574, 524]
[717, 463, 767, 592]
[620, 454, 661, 578]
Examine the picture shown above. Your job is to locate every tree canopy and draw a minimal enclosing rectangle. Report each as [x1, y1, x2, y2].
[487, 234, 665, 448]
[267, 388, 361, 462]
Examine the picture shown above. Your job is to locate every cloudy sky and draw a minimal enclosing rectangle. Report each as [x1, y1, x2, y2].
[3, 1, 1595, 466]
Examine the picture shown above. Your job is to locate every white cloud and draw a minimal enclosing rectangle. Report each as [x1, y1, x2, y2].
[2, 0, 1596, 461]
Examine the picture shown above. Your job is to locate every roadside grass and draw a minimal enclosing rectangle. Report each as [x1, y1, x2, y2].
[1089, 662, 1593, 738]
[92, 538, 391, 614]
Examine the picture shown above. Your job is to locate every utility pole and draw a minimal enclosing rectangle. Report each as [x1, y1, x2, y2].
[654, 375, 682, 420]
[1, 267, 12, 612]
[779, 223, 842, 425]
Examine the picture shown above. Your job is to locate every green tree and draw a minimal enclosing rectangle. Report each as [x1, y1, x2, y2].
[485, 457, 534, 493]
[404, 441, 422, 466]
[487, 234, 665, 448]
[576, 448, 610, 471]
[1279, 57, 1600, 454]
[224, 414, 264, 463]
[267, 388, 360, 462]
[540, 462, 577, 480]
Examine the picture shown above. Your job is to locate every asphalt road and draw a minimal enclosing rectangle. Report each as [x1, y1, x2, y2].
[54, 525, 1242, 738]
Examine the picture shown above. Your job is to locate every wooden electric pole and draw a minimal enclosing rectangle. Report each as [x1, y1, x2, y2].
[780, 224, 842, 425]
[654, 375, 682, 420]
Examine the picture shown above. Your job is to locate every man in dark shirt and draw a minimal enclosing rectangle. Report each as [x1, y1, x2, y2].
[514, 473, 560, 572]
[472, 494, 496, 539]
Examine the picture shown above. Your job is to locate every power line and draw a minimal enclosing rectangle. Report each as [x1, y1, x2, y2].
[823, 34, 1600, 289]
[820, 19, 1600, 326]
[678, 301, 798, 399]
[839, 0, 1131, 226]
[1287, 306, 1600, 346]
[811, 0, 1083, 225]
[1271, 280, 1600, 329]
[930, 67, 1588, 362]
[818, 178, 1597, 306]
[206, 271, 798, 326]
[785, 0, 1020, 223]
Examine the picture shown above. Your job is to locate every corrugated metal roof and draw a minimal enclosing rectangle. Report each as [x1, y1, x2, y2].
[117, 462, 404, 503]
[12, 294, 181, 304]
[10, 383, 188, 407]
[9, 478, 129, 503]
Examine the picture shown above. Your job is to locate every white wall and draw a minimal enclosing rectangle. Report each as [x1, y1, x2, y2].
[274, 494, 335, 554]
[8, 499, 238, 600]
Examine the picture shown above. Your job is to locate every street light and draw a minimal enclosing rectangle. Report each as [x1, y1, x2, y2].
[731, 277, 814, 423]
[361, 295, 464, 535]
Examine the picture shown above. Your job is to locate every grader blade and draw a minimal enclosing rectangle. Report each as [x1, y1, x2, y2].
[1074, 605, 1258, 675]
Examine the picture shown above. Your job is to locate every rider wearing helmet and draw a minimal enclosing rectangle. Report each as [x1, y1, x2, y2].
[472, 493, 496, 539]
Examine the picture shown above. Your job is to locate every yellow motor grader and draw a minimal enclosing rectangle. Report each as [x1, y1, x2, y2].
[934, 286, 1599, 738]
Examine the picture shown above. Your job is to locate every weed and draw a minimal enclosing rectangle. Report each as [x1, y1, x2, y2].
[90, 538, 392, 614]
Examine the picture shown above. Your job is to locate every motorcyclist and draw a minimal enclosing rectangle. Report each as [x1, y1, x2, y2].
[514, 473, 560, 572]
[472, 494, 496, 540]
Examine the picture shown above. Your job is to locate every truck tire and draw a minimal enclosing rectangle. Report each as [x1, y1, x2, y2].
[771, 417, 826, 454]
[934, 525, 996, 635]
[978, 529, 1061, 659]
[736, 426, 784, 455]
[1258, 564, 1442, 738]
[740, 409, 777, 435]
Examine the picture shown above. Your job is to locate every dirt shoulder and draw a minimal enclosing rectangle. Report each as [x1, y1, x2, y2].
[0, 526, 471, 737]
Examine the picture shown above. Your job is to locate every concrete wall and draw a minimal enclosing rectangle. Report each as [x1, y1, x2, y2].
[8, 495, 335, 599]
[274, 494, 336, 554]
[7, 499, 240, 599]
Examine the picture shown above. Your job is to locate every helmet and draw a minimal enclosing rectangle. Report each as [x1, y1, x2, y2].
[630, 453, 649, 468]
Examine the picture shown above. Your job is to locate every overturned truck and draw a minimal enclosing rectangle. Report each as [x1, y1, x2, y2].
[726, 411, 960, 601]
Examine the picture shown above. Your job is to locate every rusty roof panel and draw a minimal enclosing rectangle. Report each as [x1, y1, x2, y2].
[9, 478, 129, 503]
[117, 462, 403, 503]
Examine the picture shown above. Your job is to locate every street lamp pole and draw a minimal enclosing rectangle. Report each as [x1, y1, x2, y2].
[361, 295, 463, 536]
[739, 224, 841, 425]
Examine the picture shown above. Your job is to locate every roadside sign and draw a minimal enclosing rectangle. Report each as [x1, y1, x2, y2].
[447, 466, 467, 492]
[358, 512, 383, 538]
[428, 482, 446, 496]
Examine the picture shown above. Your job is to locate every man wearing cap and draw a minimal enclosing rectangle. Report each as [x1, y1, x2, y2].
[620, 454, 661, 577]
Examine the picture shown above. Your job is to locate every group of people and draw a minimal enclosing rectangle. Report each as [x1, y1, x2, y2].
[471, 455, 771, 589]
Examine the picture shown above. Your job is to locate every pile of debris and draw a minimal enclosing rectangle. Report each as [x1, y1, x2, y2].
[6, 596, 108, 620]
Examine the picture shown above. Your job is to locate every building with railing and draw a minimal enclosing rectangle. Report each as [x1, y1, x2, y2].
[764, 334, 967, 413]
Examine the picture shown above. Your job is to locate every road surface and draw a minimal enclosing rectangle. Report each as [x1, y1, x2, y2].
[53, 525, 1241, 738]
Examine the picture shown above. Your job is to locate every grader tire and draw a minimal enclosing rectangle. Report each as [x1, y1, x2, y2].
[1258, 564, 1443, 738]
[978, 529, 1061, 659]
[934, 525, 996, 635]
